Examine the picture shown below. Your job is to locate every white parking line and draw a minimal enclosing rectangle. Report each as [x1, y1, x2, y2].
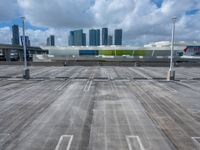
[129, 68, 152, 80]
[104, 70, 113, 80]
[90, 73, 95, 79]
[54, 80, 71, 91]
[83, 80, 92, 92]
[55, 135, 73, 150]
[191, 137, 200, 147]
[126, 135, 145, 150]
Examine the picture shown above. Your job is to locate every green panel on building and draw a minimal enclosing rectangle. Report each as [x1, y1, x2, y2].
[116, 50, 133, 56]
[133, 50, 145, 56]
[99, 50, 116, 56]
[98, 49, 147, 56]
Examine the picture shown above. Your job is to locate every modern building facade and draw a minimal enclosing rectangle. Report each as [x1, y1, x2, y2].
[108, 35, 113, 45]
[68, 30, 86, 46]
[102, 28, 108, 45]
[96, 29, 100, 46]
[21, 36, 31, 47]
[47, 38, 50, 46]
[45, 45, 181, 57]
[12, 25, 20, 45]
[83, 33, 86, 46]
[89, 29, 96, 46]
[68, 31, 74, 46]
[47, 35, 55, 46]
[114, 29, 122, 45]
[89, 29, 100, 46]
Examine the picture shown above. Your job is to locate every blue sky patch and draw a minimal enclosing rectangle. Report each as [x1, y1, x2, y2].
[186, 9, 199, 15]
[151, 0, 163, 8]
[0, 18, 48, 31]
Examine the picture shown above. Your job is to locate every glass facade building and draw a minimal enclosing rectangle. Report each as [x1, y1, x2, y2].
[89, 29, 100, 46]
[102, 28, 108, 45]
[96, 29, 100, 46]
[47, 35, 55, 46]
[114, 29, 122, 45]
[68, 30, 86, 46]
[83, 33, 86, 46]
[108, 35, 113, 45]
[12, 25, 20, 45]
[68, 31, 74, 46]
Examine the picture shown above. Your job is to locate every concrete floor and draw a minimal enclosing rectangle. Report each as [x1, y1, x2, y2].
[0, 66, 200, 150]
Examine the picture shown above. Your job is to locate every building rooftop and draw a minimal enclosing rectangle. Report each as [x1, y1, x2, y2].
[0, 66, 200, 150]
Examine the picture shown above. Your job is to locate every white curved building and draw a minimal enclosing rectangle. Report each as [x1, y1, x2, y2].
[40, 41, 200, 57]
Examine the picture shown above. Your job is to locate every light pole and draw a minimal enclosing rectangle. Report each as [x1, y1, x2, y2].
[167, 17, 176, 81]
[21, 16, 30, 79]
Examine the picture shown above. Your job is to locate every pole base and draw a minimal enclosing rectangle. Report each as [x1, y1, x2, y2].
[23, 69, 30, 80]
[167, 70, 175, 81]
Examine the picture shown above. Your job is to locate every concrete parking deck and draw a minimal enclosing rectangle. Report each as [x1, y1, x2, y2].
[0, 66, 200, 150]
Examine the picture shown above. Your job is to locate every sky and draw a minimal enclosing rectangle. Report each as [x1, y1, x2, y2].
[0, 0, 200, 46]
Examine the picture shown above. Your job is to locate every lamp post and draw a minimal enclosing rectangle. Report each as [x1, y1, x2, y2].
[167, 17, 176, 81]
[21, 16, 30, 79]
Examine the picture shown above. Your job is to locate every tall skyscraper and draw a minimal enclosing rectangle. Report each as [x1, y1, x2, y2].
[68, 29, 86, 46]
[114, 29, 122, 45]
[12, 25, 20, 45]
[21, 36, 31, 47]
[47, 37, 50, 46]
[89, 29, 100, 46]
[83, 33, 86, 46]
[89, 29, 96, 46]
[102, 28, 108, 45]
[74, 30, 83, 46]
[50, 35, 55, 46]
[96, 29, 100, 46]
[68, 31, 74, 46]
[108, 35, 113, 45]
[46, 35, 55, 46]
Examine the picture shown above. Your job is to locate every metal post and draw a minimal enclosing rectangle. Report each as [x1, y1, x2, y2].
[21, 16, 30, 79]
[167, 17, 176, 81]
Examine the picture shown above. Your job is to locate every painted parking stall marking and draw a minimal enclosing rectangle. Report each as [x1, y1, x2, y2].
[126, 135, 145, 150]
[55, 135, 74, 150]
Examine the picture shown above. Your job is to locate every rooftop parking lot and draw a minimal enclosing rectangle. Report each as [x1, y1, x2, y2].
[0, 66, 200, 150]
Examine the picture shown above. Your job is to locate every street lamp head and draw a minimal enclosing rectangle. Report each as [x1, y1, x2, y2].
[20, 16, 26, 20]
[172, 17, 177, 22]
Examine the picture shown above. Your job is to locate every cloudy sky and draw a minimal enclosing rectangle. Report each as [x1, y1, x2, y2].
[0, 0, 200, 46]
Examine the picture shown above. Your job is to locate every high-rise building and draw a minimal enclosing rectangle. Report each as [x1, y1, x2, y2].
[89, 29, 100, 46]
[46, 35, 55, 46]
[21, 36, 31, 47]
[114, 29, 122, 45]
[74, 30, 84, 46]
[83, 33, 86, 46]
[50, 35, 55, 46]
[68, 31, 74, 46]
[12, 25, 20, 45]
[108, 35, 113, 45]
[102, 28, 108, 45]
[89, 29, 96, 46]
[68, 29, 86, 46]
[96, 29, 100, 46]
[47, 37, 50, 46]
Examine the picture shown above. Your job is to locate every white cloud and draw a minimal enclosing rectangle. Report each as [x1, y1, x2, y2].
[0, 0, 200, 46]
[25, 28, 69, 46]
[0, 27, 12, 44]
[17, 0, 95, 28]
[0, 26, 70, 46]
[0, 0, 20, 20]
